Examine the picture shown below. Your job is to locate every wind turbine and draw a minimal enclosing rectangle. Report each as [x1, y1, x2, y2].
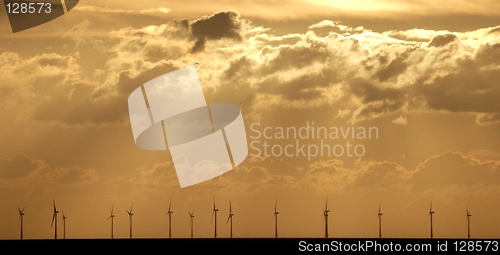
[62, 211, 67, 239]
[466, 208, 472, 239]
[378, 204, 383, 238]
[188, 209, 195, 238]
[107, 203, 115, 239]
[323, 198, 329, 238]
[18, 207, 25, 240]
[166, 198, 173, 238]
[273, 200, 279, 238]
[212, 197, 218, 238]
[127, 204, 134, 239]
[226, 200, 234, 238]
[51, 199, 58, 240]
[429, 199, 434, 239]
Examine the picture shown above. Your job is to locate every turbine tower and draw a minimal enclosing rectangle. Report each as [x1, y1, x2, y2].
[429, 199, 434, 239]
[188, 209, 195, 238]
[62, 211, 67, 239]
[18, 207, 25, 240]
[273, 200, 279, 238]
[323, 198, 329, 238]
[226, 200, 234, 238]
[107, 203, 115, 239]
[51, 199, 58, 240]
[466, 208, 472, 239]
[212, 197, 218, 238]
[127, 204, 134, 239]
[166, 198, 173, 238]
[378, 204, 383, 238]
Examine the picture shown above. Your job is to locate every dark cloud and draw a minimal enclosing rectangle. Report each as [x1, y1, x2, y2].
[0, 154, 98, 186]
[143, 44, 184, 63]
[345, 37, 500, 121]
[0, 154, 46, 179]
[30, 78, 125, 126]
[221, 56, 256, 81]
[349, 78, 404, 103]
[357, 100, 407, 118]
[474, 42, 500, 66]
[428, 33, 459, 47]
[258, 69, 336, 101]
[420, 61, 500, 114]
[261, 45, 330, 75]
[33, 62, 180, 126]
[189, 11, 244, 53]
[57, 167, 98, 185]
[191, 11, 243, 40]
[173, 18, 190, 30]
[190, 37, 206, 53]
[32, 91, 128, 126]
[348, 161, 409, 189]
[375, 52, 409, 82]
[113, 62, 179, 96]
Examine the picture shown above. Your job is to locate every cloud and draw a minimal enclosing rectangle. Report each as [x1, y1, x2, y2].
[53, 167, 99, 186]
[0, 52, 81, 108]
[392, 115, 408, 125]
[0, 154, 98, 187]
[428, 33, 459, 47]
[308, 20, 369, 35]
[476, 113, 500, 125]
[288, 150, 500, 197]
[293, 159, 412, 194]
[28, 59, 178, 127]
[308, 20, 339, 29]
[189, 11, 245, 53]
[62, 19, 104, 48]
[0, 154, 47, 179]
[76, 6, 171, 14]
[5, 11, 500, 128]
[125, 161, 294, 196]
[410, 151, 500, 192]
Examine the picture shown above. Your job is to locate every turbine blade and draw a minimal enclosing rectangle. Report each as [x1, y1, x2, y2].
[53, 199, 57, 212]
[213, 195, 216, 210]
[169, 198, 172, 211]
[18, 206, 21, 214]
[226, 215, 231, 223]
[51, 213, 56, 227]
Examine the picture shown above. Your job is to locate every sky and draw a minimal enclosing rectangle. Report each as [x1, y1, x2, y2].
[0, 0, 500, 239]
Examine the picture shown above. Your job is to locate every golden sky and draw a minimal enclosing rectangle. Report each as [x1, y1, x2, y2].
[0, 0, 500, 239]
